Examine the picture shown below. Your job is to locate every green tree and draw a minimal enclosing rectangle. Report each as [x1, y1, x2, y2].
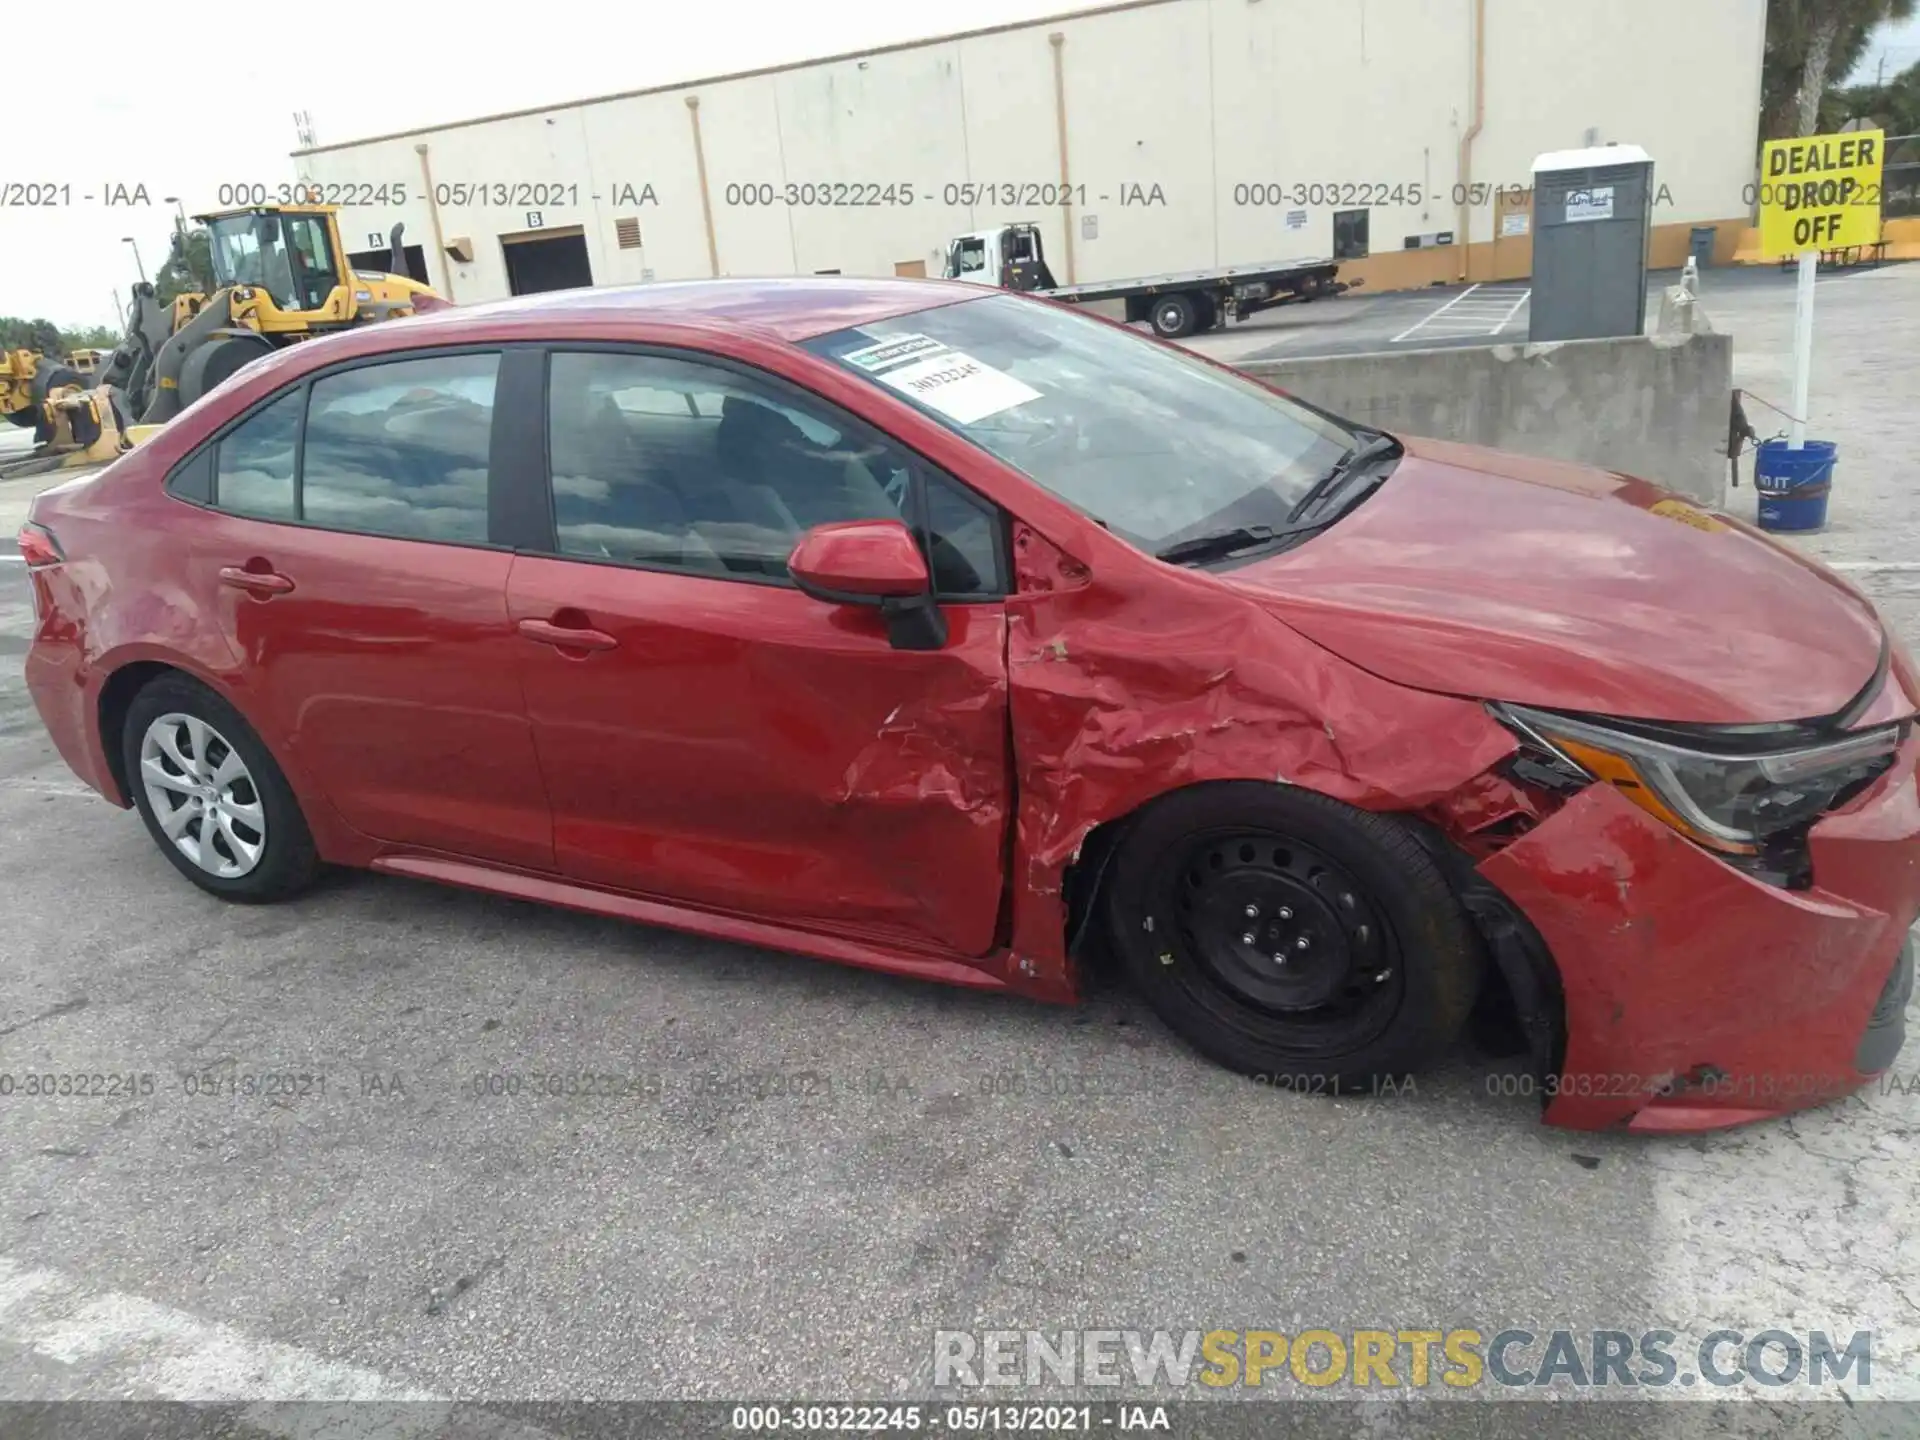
[0, 317, 124, 356]
[1830, 60, 1920, 215]
[62, 324, 123, 351]
[1764, 0, 1918, 139]
[1829, 57, 1920, 132]
[2, 318, 66, 355]
[154, 226, 213, 307]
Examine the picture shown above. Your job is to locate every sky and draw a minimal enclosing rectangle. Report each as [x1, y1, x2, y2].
[1851, 14, 1920, 84]
[1, 0, 1097, 328]
[4, 2, 1917, 330]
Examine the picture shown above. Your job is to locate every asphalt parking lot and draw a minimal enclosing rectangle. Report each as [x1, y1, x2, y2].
[1178, 260, 1887, 364]
[1, 266, 1917, 1439]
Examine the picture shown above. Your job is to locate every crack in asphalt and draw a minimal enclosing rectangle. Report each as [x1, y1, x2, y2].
[0, 995, 88, 1039]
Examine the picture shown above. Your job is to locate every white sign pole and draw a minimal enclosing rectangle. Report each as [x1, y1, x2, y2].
[1789, 249, 1816, 449]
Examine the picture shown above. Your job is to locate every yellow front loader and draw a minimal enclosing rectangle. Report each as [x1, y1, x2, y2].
[0, 350, 132, 477]
[132, 204, 442, 425]
[3, 205, 444, 478]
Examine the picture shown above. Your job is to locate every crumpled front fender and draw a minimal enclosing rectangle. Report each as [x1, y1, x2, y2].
[1000, 523, 1518, 997]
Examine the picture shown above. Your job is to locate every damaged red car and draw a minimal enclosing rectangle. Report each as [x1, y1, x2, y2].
[21, 277, 1918, 1132]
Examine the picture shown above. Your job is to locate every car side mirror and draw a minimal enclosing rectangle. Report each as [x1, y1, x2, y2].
[789, 519, 947, 652]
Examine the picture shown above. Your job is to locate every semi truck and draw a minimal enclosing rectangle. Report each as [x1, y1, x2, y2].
[942, 223, 1354, 338]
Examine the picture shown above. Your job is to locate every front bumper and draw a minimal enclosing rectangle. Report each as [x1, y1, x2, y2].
[1479, 733, 1920, 1131]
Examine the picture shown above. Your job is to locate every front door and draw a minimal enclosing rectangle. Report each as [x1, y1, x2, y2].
[183, 348, 554, 872]
[506, 347, 1012, 955]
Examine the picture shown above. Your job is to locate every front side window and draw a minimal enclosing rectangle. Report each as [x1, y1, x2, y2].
[946, 237, 988, 281]
[207, 351, 497, 545]
[802, 294, 1356, 554]
[303, 353, 497, 542]
[281, 214, 340, 311]
[545, 351, 1002, 595]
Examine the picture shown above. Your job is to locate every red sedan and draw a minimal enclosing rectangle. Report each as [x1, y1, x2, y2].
[19, 277, 1917, 1131]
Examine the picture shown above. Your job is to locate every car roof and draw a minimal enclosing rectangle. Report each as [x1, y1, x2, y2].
[389, 275, 988, 344]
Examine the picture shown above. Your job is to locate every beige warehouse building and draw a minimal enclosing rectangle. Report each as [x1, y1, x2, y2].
[293, 0, 1768, 304]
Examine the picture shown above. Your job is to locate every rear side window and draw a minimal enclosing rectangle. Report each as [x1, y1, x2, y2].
[196, 351, 499, 545]
[213, 390, 299, 521]
[303, 354, 497, 542]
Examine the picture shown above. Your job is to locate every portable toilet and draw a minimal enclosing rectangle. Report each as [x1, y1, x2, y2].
[1528, 144, 1655, 343]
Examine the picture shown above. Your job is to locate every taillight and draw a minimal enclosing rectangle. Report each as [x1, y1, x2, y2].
[17, 522, 63, 568]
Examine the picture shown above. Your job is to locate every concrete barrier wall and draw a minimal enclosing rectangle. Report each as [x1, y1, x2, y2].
[1237, 331, 1733, 507]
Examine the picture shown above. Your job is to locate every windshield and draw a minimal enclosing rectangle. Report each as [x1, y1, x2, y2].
[207, 214, 336, 311]
[801, 294, 1355, 552]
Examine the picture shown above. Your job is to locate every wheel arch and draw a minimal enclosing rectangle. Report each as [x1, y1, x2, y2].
[1063, 779, 1280, 972]
[97, 656, 274, 808]
[1401, 816, 1570, 1102]
[98, 660, 189, 805]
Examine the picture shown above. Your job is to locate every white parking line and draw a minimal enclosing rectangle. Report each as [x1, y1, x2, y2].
[1392, 284, 1532, 344]
[0, 1255, 434, 1404]
[0, 1254, 564, 1429]
[1389, 284, 1484, 343]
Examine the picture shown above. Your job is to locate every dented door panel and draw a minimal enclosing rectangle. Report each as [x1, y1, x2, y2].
[508, 553, 1012, 957]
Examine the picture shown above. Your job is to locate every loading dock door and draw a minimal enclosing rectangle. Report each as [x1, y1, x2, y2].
[502, 225, 593, 295]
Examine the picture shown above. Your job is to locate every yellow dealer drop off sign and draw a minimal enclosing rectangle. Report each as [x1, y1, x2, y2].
[1758, 130, 1885, 256]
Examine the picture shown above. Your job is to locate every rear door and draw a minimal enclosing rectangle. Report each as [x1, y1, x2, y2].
[172, 346, 554, 871]
[503, 346, 1012, 956]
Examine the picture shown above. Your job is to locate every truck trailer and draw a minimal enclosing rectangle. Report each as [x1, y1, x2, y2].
[943, 223, 1355, 338]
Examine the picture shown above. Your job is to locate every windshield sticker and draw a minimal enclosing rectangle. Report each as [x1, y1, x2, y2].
[841, 334, 950, 373]
[876, 352, 1042, 424]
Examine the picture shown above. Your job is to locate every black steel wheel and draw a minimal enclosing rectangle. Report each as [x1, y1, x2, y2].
[1150, 292, 1199, 338]
[1168, 828, 1403, 1050]
[1105, 783, 1484, 1091]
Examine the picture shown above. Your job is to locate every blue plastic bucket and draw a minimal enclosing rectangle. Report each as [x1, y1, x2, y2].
[1755, 438, 1836, 533]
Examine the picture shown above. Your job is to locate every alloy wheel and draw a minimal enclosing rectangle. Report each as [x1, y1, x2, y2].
[138, 712, 267, 879]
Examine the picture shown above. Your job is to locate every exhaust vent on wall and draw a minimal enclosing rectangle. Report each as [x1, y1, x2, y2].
[615, 218, 643, 250]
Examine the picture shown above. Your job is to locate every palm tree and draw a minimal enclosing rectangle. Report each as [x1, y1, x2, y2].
[1764, 0, 1918, 138]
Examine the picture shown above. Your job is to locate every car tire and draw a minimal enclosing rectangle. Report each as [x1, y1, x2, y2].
[122, 673, 319, 903]
[1103, 782, 1483, 1092]
[1150, 293, 1199, 339]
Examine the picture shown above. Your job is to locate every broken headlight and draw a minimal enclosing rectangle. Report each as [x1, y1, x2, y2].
[1491, 703, 1902, 862]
